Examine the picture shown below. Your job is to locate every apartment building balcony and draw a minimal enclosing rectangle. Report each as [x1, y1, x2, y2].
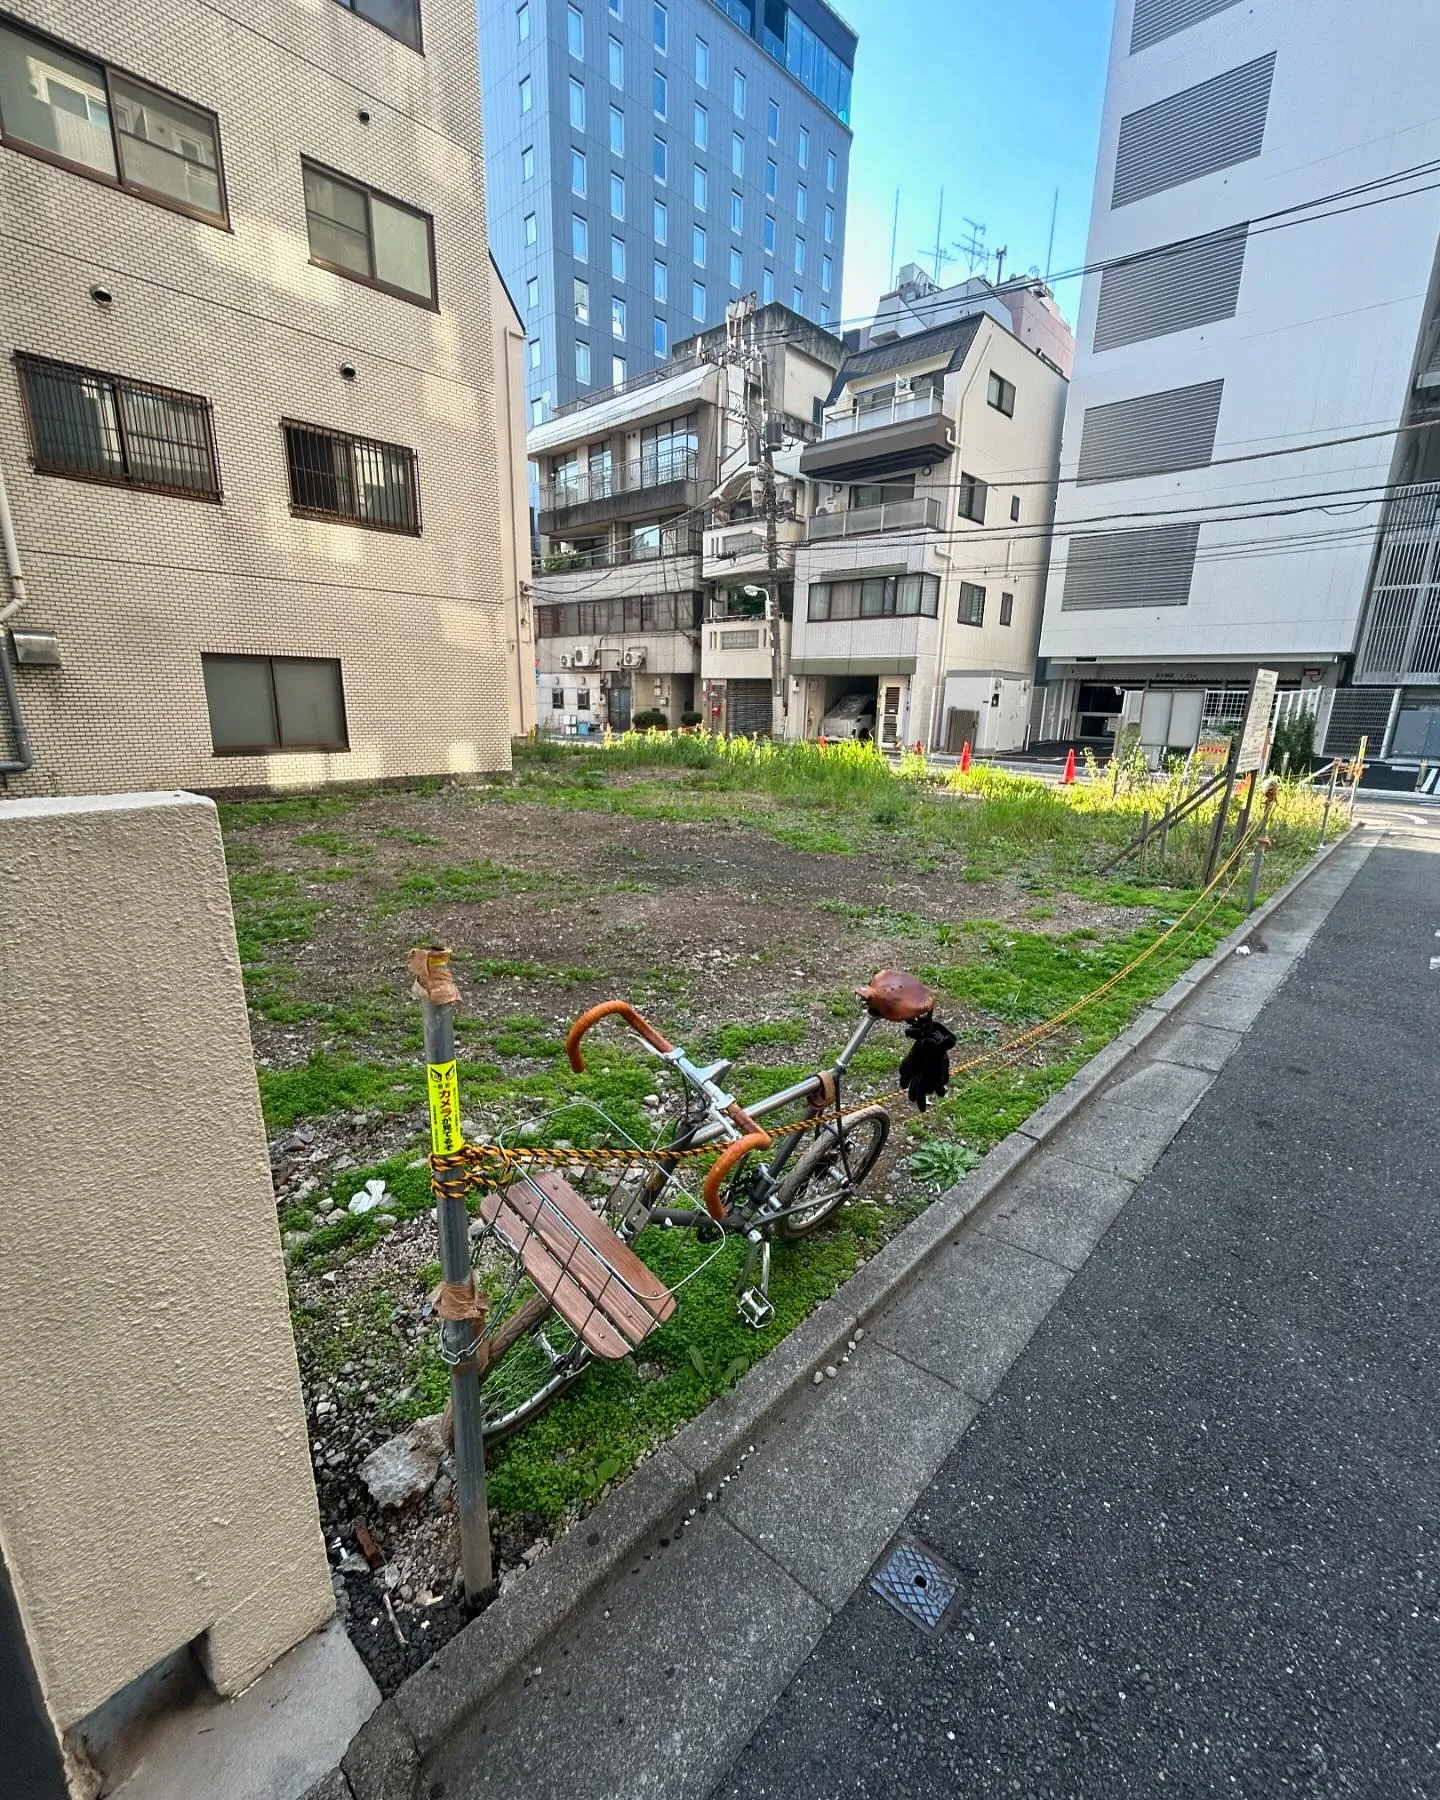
[702, 513, 804, 581]
[537, 451, 703, 537]
[806, 495, 942, 543]
[798, 391, 955, 484]
[1354, 482, 1440, 682]
[701, 613, 779, 684]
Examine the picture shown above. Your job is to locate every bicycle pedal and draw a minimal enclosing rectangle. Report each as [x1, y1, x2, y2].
[736, 1287, 775, 1329]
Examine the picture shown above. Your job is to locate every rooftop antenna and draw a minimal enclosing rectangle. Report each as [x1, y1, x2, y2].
[889, 187, 900, 289]
[955, 217, 988, 277]
[993, 245, 1008, 283]
[931, 187, 945, 283]
[1044, 188, 1059, 283]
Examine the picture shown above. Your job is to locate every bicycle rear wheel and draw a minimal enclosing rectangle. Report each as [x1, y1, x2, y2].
[773, 1106, 890, 1241]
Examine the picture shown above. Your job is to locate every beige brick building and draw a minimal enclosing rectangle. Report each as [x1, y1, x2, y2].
[0, 0, 522, 797]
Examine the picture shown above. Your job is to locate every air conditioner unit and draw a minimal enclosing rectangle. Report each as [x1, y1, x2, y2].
[623, 647, 648, 669]
[573, 644, 593, 667]
[559, 653, 572, 668]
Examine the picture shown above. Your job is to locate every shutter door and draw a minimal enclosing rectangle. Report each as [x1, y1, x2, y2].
[1131, 0, 1242, 55]
[1112, 54, 1276, 208]
[1093, 226, 1248, 352]
[727, 680, 772, 735]
[1077, 379, 1224, 484]
[1061, 522, 1201, 611]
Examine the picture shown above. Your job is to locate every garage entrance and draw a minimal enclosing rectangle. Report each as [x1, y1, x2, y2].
[726, 679, 772, 736]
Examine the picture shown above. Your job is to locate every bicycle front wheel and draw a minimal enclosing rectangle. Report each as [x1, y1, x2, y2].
[773, 1106, 890, 1241]
[475, 1278, 591, 1442]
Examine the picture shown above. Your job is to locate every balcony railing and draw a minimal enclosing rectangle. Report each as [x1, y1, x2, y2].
[540, 449, 700, 512]
[1355, 481, 1440, 680]
[807, 496, 942, 541]
[535, 522, 702, 576]
[822, 391, 945, 441]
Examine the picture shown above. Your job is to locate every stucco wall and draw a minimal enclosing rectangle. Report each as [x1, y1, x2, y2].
[0, 791, 332, 1733]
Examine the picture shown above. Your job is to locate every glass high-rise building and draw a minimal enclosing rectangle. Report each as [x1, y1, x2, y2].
[480, 0, 856, 421]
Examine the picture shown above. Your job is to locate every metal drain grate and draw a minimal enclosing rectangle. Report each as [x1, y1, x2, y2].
[869, 1538, 962, 1634]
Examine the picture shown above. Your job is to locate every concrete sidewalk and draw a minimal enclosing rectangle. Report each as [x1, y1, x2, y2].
[409, 837, 1389, 1800]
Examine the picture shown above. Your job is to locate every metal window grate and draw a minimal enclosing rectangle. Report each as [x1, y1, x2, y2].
[1113, 54, 1276, 209]
[283, 421, 420, 534]
[870, 1539, 963, 1634]
[17, 353, 220, 499]
[1077, 379, 1224, 484]
[1093, 226, 1248, 353]
[1131, 0, 1242, 54]
[1061, 522, 1200, 610]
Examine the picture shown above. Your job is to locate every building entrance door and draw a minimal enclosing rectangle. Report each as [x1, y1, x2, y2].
[607, 681, 632, 730]
[879, 682, 905, 747]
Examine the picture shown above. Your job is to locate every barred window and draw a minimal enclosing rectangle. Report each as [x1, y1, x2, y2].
[958, 582, 986, 626]
[283, 421, 420, 534]
[202, 654, 348, 755]
[17, 353, 220, 498]
[0, 19, 227, 225]
[301, 159, 436, 307]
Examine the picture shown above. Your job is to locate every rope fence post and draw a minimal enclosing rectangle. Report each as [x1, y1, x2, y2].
[1319, 758, 1339, 846]
[408, 945, 493, 1604]
[1347, 733, 1368, 821]
[1246, 781, 1278, 914]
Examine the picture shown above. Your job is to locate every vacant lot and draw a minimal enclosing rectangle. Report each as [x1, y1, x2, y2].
[221, 738, 1321, 1688]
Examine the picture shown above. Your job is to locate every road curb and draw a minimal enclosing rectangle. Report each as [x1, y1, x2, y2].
[300, 826, 1362, 1800]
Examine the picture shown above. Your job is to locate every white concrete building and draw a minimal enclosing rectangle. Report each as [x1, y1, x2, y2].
[790, 313, 1067, 752]
[1038, 0, 1440, 763]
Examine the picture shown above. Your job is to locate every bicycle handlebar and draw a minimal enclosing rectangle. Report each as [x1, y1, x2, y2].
[702, 1129, 772, 1222]
[566, 999, 675, 1071]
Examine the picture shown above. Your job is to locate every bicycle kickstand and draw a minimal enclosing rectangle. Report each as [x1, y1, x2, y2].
[736, 1228, 775, 1328]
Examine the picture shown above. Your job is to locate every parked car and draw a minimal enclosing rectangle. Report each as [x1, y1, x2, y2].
[818, 692, 876, 741]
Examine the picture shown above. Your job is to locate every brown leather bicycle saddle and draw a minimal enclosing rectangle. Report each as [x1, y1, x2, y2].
[855, 968, 935, 1022]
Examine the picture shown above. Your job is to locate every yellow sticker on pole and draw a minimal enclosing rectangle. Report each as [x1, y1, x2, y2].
[427, 1059, 463, 1155]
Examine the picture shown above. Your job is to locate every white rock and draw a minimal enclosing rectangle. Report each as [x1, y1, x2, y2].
[825, 1366, 837, 1379]
[357, 1413, 447, 1511]
[813, 1371, 824, 1386]
[854, 1327, 865, 1341]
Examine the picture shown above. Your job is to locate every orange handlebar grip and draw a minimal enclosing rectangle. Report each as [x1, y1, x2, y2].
[565, 999, 676, 1072]
[702, 1130, 772, 1222]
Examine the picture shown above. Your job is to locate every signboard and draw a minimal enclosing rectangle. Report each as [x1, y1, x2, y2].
[1235, 668, 1279, 774]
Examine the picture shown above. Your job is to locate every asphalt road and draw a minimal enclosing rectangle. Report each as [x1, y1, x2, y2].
[713, 837, 1440, 1800]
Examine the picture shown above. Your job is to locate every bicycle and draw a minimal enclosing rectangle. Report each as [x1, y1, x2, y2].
[464, 967, 942, 1439]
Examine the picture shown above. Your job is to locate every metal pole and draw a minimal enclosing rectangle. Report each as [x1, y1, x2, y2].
[1347, 732, 1368, 820]
[1319, 758, 1339, 846]
[409, 945, 493, 1602]
[1245, 785, 1277, 914]
[1138, 810, 1150, 877]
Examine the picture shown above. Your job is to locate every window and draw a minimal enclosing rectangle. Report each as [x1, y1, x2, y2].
[653, 72, 668, 118]
[798, 125, 809, 169]
[762, 268, 774, 303]
[793, 235, 804, 273]
[517, 1, 531, 38]
[821, 254, 831, 292]
[696, 36, 709, 84]
[653, 258, 667, 299]
[527, 338, 540, 369]
[526, 276, 539, 309]
[338, 0, 422, 50]
[611, 233, 626, 276]
[731, 132, 745, 176]
[605, 109, 622, 157]
[283, 420, 419, 534]
[733, 71, 746, 116]
[987, 371, 1016, 416]
[301, 161, 436, 306]
[569, 77, 585, 128]
[807, 574, 940, 622]
[654, 316, 668, 356]
[1010, 494, 1020, 522]
[653, 198, 667, 243]
[612, 296, 626, 337]
[610, 172, 625, 217]
[729, 246, 742, 287]
[567, 3, 584, 55]
[552, 687, 564, 712]
[823, 203, 834, 242]
[796, 183, 807, 223]
[693, 164, 707, 209]
[958, 582, 986, 626]
[653, 1, 668, 49]
[0, 22, 229, 226]
[572, 214, 589, 260]
[531, 397, 545, 425]
[763, 214, 775, 253]
[202, 655, 347, 755]
[575, 339, 591, 383]
[999, 591, 1014, 626]
[694, 103, 708, 148]
[524, 210, 537, 244]
[519, 73, 532, 111]
[17, 354, 219, 499]
[573, 276, 590, 321]
[641, 413, 697, 481]
[522, 143, 535, 179]
[608, 37, 623, 85]
[766, 98, 779, 142]
[653, 136, 667, 181]
[730, 191, 743, 230]
[819, 303, 829, 326]
[957, 472, 987, 523]
[692, 280, 706, 320]
[792, 285, 803, 310]
[692, 223, 706, 264]
[576, 687, 591, 711]
[765, 157, 777, 199]
[826, 149, 837, 190]
[613, 354, 626, 386]
[570, 148, 586, 195]
[609, 0, 621, 11]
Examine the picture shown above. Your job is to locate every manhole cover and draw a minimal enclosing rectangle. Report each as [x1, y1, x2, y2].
[869, 1539, 963, 1634]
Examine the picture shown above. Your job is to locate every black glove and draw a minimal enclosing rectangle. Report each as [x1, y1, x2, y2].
[899, 1012, 956, 1112]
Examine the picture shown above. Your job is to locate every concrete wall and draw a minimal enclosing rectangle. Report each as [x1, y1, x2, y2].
[491, 262, 538, 738]
[0, 791, 332, 1736]
[1, 0, 512, 797]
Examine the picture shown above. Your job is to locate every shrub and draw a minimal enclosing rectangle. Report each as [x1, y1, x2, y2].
[631, 709, 670, 730]
[680, 709, 704, 727]
[1269, 710, 1316, 773]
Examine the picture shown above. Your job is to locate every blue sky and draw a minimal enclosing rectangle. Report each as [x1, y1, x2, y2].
[835, 0, 1116, 330]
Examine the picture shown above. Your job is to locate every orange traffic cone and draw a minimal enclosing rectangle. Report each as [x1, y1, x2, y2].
[1062, 747, 1076, 785]
[959, 741, 971, 772]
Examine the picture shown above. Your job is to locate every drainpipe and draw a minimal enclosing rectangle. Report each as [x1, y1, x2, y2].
[1379, 684, 1404, 760]
[0, 461, 35, 774]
